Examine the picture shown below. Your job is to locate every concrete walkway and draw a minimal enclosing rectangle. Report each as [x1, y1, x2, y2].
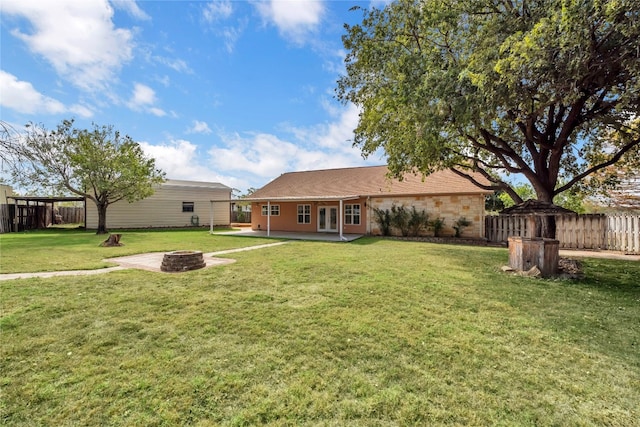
[559, 249, 640, 261]
[0, 242, 289, 281]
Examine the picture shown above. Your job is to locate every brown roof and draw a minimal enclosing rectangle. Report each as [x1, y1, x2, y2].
[247, 165, 492, 201]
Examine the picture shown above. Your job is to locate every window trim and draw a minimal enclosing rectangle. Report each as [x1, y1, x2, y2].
[261, 204, 280, 216]
[297, 204, 311, 224]
[344, 203, 361, 225]
[182, 201, 195, 213]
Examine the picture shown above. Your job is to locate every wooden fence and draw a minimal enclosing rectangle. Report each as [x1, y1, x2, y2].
[0, 205, 84, 233]
[0, 204, 11, 234]
[57, 206, 84, 224]
[607, 215, 640, 254]
[231, 211, 251, 223]
[486, 214, 640, 254]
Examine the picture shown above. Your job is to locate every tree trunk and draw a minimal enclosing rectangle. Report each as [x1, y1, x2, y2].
[534, 187, 557, 239]
[96, 203, 108, 235]
[536, 215, 557, 239]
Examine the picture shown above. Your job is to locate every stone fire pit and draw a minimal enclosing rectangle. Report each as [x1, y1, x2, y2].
[161, 250, 206, 272]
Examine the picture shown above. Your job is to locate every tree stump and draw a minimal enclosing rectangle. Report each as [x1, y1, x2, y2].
[100, 234, 123, 247]
[508, 236, 559, 277]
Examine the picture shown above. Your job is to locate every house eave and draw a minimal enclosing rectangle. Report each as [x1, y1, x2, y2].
[243, 195, 361, 203]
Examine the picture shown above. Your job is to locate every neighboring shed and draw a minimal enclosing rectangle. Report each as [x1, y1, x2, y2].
[85, 179, 231, 230]
[246, 165, 492, 239]
[0, 184, 14, 233]
[5, 195, 85, 232]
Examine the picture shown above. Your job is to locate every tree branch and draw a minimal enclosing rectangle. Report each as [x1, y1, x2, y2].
[449, 166, 524, 204]
[555, 136, 640, 195]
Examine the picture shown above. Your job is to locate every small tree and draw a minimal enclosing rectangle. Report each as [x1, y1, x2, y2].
[453, 217, 472, 238]
[10, 120, 165, 234]
[408, 206, 429, 237]
[390, 204, 411, 237]
[372, 207, 392, 236]
[429, 218, 445, 237]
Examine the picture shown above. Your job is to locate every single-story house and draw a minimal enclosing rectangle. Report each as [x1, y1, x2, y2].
[246, 165, 492, 239]
[85, 179, 231, 230]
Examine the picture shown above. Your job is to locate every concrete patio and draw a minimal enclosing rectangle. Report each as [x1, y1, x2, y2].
[219, 229, 364, 242]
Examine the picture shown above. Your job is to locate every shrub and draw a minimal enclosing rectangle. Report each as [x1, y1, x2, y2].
[453, 217, 472, 237]
[429, 217, 446, 237]
[408, 207, 430, 237]
[372, 207, 392, 236]
[390, 205, 411, 236]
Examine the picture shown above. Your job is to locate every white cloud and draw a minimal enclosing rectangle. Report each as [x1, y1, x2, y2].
[149, 107, 167, 117]
[210, 132, 297, 178]
[139, 103, 379, 193]
[153, 56, 192, 74]
[0, 70, 93, 118]
[220, 23, 245, 53]
[254, 0, 324, 44]
[187, 120, 212, 135]
[369, 0, 394, 7]
[130, 83, 156, 106]
[139, 138, 246, 190]
[2, 0, 133, 92]
[127, 83, 166, 116]
[286, 102, 360, 151]
[111, 0, 150, 21]
[201, 1, 246, 53]
[203, 0, 233, 22]
[208, 103, 383, 186]
[156, 75, 171, 87]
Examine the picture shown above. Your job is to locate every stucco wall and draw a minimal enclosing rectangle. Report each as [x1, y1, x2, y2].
[251, 199, 368, 235]
[368, 194, 486, 238]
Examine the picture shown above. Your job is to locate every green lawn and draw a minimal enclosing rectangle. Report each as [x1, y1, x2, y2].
[1, 231, 639, 426]
[0, 228, 274, 273]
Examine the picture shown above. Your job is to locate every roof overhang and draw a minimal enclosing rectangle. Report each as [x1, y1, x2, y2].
[8, 196, 85, 204]
[241, 195, 361, 203]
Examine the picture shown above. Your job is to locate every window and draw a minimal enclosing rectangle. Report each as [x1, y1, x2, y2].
[182, 202, 194, 212]
[261, 205, 280, 216]
[344, 204, 361, 225]
[297, 204, 311, 224]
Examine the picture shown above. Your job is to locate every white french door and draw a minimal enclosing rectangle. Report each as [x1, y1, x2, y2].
[318, 206, 338, 232]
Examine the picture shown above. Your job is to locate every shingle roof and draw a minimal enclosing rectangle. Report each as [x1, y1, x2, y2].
[248, 165, 492, 201]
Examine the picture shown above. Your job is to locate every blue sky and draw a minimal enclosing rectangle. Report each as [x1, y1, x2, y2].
[1, 0, 389, 194]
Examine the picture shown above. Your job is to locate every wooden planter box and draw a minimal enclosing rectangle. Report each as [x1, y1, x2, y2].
[508, 237, 559, 277]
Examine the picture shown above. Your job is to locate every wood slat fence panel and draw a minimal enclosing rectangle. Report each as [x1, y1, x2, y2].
[607, 215, 640, 254]
[58, 206, 84, 224]
[0, 204, 11, 234]
[555, 214, 607, 250]
[486, 214, 640, 254]
[485, 215, 528, 242]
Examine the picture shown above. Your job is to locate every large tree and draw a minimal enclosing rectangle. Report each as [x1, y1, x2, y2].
[10, 120, 165, 234]
[1, 121, 21, 172]
[583, 118, 640, 209]
[337, 0, 640, 235]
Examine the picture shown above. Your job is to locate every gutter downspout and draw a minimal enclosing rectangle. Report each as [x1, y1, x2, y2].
[367, 196, 371, 235]
[267, 200, 271, 237]
[339, 199, 346, 241]
[209, 201, 214, 234]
